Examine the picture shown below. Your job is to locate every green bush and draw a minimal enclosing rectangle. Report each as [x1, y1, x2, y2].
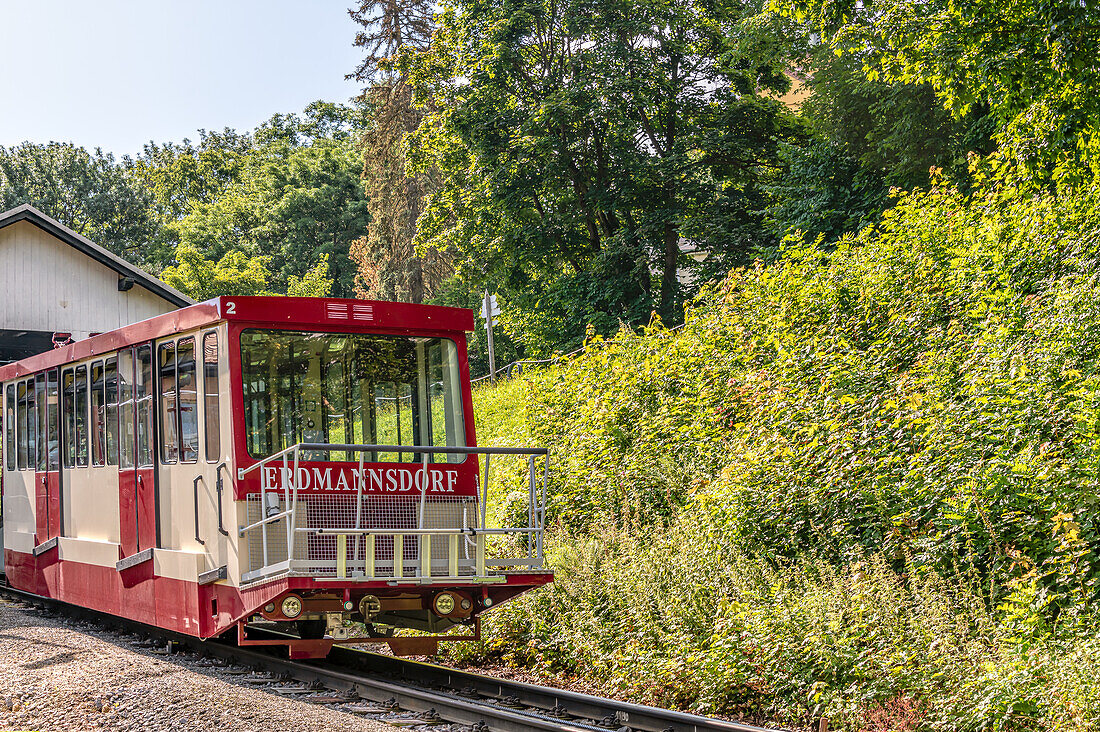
[459, 183, 1100, 730]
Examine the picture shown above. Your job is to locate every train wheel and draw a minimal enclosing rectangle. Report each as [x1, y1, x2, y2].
[296, 619, 328, 639]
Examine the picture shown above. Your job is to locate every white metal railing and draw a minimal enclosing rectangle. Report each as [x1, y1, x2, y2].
[237, 443, 549, 585]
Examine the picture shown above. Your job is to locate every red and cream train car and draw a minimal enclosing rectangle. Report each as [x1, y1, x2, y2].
[0, 296, 551, 658]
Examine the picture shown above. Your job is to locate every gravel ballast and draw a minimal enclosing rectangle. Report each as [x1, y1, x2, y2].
[0, 596, 396, 731]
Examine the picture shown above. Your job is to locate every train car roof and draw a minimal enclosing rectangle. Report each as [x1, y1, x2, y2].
[0, 296, 476, 382]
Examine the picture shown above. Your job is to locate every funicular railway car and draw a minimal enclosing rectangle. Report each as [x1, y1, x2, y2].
[0, 297, 552, 658]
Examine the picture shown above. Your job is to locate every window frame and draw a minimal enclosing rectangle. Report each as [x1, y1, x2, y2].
[203, 331, 221, 464]
[62, 368, 75, 469]
[4, 383, 14, 471]
[176, 337, 199, 465]
[35, 374, 46, 473]
[118, 349, 136, 470]
[238, 328, 469, 463]
[105, 356, 119, 466]
[158, 341, 179, 465]
[46, 369, 59, 472]
[18, 378, 35, 471]
[136, 345, 154, 469]
[91, 360, 106, 467]
[75, 364, 89, 467]
[17, 380, 26, 470]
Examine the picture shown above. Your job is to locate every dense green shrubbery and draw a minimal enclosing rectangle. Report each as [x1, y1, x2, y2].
[459, 184, 1100, 730]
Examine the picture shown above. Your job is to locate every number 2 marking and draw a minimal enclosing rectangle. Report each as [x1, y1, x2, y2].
[225, 301, 237, 314]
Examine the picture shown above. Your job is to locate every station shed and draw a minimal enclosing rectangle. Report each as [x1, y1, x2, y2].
[0, 204, 192, 364]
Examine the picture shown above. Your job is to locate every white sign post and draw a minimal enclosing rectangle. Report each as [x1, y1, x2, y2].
[481, 292, 500, 382]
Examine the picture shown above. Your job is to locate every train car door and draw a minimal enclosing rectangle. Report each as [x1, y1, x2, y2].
[118, 345, 157, 555]
[34, 370, 62, 543]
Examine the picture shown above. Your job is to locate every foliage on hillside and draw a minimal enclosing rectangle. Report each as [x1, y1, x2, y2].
[781, 0, 1100, 187]
[462, 182, 1100, 730]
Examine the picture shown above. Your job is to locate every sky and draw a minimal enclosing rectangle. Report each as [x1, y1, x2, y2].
[0, 1, 364, 158]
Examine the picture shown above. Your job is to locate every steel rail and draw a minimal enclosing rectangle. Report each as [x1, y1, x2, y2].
[0, 582, 782, 732]
[324, 644, 783, 732]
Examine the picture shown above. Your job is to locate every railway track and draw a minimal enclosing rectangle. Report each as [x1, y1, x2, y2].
[0, 582, 781, 732]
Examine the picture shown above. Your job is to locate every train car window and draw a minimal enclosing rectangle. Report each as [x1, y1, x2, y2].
[322, 355, 349, 460]
[158, 342, 178, 464]
[16, 380, 27, 470]
[427, 342, 464, 458]
[75, 365, 89, 467]
[203, 332, 220, 462]
[118, 350, 135, 469]
[46, 370, 59, 472]
[62, 369, 75, 468]
[136, 345, 154, 468]
[177, 338, 198, 463]
[35, 375, 46, 472]
[373, 382, 416, 461]
[240, 330, 467, 463]
[105, 357, 119, 466]
[25, 379, 38, 471]
[91, 361, 105, 466]
[4, 384, 14, 471]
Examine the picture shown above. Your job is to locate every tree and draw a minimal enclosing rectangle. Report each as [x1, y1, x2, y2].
[136, 129, 253, 222]
[766, 49, 996, 243]
[352, 83, 452, 303]
[159, 244, 275, 300]
[803, 52, 994, 192]
[781, 0, 1100, 186]
[349, 0, 450, 304]
[349, 0, 434, 83]
[287, 255, 334, 297]
[0, 142, 162, 265]
[253, 133, 370, 297]
[405, 0, 801, 351]
[138, 102, 370, 298]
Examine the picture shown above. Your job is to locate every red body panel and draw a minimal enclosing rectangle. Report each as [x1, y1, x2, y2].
[118, 471, 138, 557]
[32, 472, 61, 544]
[48, 473, 60, 539]
[118, 467, 156, 555]
[33, 473, 48, 543]
[136, 469, 156, 550]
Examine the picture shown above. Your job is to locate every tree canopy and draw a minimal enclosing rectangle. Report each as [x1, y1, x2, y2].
[0, 142, 160, 266]
[404, 0, 803, 353]
[781, 0, 1100, 186]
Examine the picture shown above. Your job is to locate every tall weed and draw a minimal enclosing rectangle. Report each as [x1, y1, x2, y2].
[464, 184, 1100, 730]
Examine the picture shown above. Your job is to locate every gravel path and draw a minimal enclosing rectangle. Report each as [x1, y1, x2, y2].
[0, 597, 397, 731]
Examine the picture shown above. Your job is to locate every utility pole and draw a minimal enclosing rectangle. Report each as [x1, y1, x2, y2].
[483, 290, 497, 383]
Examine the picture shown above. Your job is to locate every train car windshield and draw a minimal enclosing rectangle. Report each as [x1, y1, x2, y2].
[240, 329, 467, 463]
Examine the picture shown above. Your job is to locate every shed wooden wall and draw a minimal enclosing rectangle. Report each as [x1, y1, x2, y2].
[0, 220, 178, 339]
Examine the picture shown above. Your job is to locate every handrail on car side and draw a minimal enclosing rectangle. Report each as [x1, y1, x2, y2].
[192, 476, 206, 546]
[215, 462, 230, 536]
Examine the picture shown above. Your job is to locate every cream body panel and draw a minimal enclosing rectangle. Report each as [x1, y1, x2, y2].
[1, 466, 33, 539]
[58, 536, 119, 567]
[5, 529, 34, 554]
[65, 466, 121, 544]
[153, 547, 207, 582]
[0, 220, 177, 339]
